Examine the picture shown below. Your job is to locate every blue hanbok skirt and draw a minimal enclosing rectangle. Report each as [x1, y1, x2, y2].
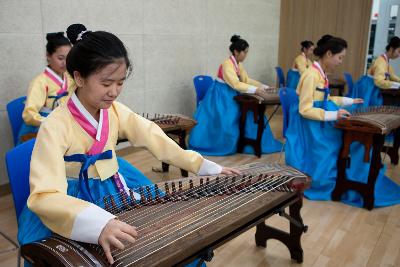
[286, 69, 300, 89]
[17, 158, 206, 267]
[17, 111, 50, 146]
[18, 158, 206, 267]
[188, 79, 282, 156]
[285, 100, 400, 207]
[18, 157, 151, 245]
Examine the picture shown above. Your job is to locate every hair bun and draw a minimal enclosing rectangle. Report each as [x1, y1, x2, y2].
[46, 32, 65, 41]
[230, 35, 241, 43]
[317, 34, 333, 47]
[389, 36, 400, 45]
[66, 24, 88, 45]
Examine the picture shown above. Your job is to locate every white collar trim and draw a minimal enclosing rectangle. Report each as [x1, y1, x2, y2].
[45, 66, 64, 84]
[313, 61, 327, 80]
[71, 93, 103, 141]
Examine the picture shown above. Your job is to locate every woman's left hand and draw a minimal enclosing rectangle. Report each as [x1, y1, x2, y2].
[221, 167, 242, 175]
[353, 98, 363, 104]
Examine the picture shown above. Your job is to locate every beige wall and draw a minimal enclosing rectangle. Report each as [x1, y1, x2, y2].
[0, 0, 281, 185]
[278, 0, 372, 81]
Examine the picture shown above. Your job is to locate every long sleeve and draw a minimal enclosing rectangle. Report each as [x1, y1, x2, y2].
[22, 77, 48, 127]
[241, 66, 262, 88]
[222, 60, 259, 93]
[297, 72, 328, 121]
[368, 57, 399, 89]
[329, 96, 355, 107]
[27, 112, 115, 244]
[115, 102, 205, 174]
[373, 60, 393, 89]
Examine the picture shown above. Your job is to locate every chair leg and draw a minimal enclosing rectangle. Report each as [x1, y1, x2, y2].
[0, 230, 20, 267]
[0, 230, 19, 249]
[278, 141, 286, 164]
[17, 247, 21, 267]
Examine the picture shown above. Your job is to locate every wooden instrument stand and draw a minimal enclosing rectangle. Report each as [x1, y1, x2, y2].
[332, 123, 400, 210]
[162, 129, 190, 177]
[234, 94, 280, 157]
[177, 193, 307, 266]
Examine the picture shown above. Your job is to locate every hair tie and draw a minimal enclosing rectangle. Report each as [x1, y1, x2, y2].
[76, 30, 90, 42]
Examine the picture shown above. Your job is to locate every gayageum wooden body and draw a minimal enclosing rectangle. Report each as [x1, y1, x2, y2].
[21, 162, 310, 267]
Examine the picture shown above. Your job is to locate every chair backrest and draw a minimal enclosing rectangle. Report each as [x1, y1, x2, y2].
[279, 87, 299, 138]
[6, 96, 27, 146]
[275, 67, 286, 88]
[5, 138, 35, 220]
[193, 75, 213, 106]
[343, 72, 354, 96]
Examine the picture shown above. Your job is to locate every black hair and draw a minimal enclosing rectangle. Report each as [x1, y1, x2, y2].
[386, 36, 400, 51]
[300, 40, 314, 52]
[313, 35, 347, 57]
[66, 23, 132, 79]
[46, 32, 71, 55]
[229, 35, 249, 54]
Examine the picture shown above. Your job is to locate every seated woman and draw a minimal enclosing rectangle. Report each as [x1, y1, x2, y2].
[189, 35, 282, 156]
[17, 23, 239, 266]
[18, 32, 75, 144]
[350, 36, 400, 106]
[286, 40, 314, 89]
[285, 35, 400, 207]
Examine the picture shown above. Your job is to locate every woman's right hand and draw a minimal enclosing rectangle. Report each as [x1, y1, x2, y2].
[99, 219, 138, 264]
[337, 109, 351, 119]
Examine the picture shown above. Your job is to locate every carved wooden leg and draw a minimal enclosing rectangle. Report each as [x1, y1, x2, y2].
[255, 104, 266, 158]
[363, 135, 384, 210]
[255, 197, 305, 263]
[162, 162, 170, 172]
[332, 132, 350, 201]
[237, 104, 247, 153]
[386, 129, 400, 165]
[288, 198, 305, 262]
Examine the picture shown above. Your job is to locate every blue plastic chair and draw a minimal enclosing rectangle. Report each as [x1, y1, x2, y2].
[275, 67, 286, 88]
[5, 138, 35, 220]
[193, 75, 213, 107]
[279, 88, 299, 138]
[344, 72, 354, 97]
[3, 138, 34, 266]
[6, 96, 27, 146]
